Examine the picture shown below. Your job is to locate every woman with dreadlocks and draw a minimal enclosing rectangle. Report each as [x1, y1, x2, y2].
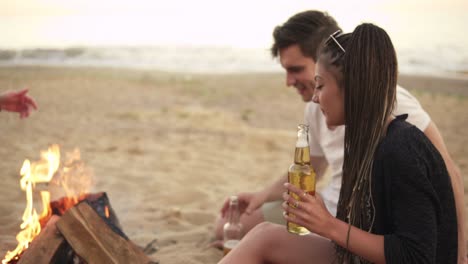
[219, 23, 457, 264]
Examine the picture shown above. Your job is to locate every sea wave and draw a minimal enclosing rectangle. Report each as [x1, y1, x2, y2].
[0, 45, 466, 76]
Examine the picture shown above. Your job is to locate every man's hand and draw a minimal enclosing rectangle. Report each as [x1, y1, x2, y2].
[220, 191, 269, 217]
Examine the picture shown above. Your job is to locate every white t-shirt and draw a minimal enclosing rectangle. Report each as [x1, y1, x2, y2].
[305, 86, 431, 216]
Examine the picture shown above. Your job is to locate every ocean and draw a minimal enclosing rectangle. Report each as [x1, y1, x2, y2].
[1, 0, 467, 77]
[0, 44, 467, 77]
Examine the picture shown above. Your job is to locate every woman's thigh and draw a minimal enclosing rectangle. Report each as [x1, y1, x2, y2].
[261, 223, 335, 264]
[222, 222, 335, 264]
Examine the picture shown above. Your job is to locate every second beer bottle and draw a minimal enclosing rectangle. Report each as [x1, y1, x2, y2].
[287, 124, 316, 235]
[223, 196, 243, 255]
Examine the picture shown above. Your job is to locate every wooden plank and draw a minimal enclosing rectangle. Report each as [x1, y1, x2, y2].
[56, 202, 151, 264]
[17, 215, 66, 264]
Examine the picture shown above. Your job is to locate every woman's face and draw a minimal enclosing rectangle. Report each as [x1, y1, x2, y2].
[313, 61, 345, 127]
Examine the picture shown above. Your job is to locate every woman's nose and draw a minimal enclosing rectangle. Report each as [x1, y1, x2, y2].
[312, 92, 319, 103]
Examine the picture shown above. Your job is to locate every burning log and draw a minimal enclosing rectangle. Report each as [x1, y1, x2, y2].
[77, 192, 126, 239]
[3, 146, 156, 264]
[56, 202, 151, 263]
[16, 216, 65, 264]
[6, 193, 155, 264]
[49, 192, 126, 239]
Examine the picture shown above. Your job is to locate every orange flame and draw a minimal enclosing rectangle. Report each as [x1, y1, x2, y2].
[2, 145, 92, 264]
[2, 145, 60, 264]
[105, 206, 110, 218]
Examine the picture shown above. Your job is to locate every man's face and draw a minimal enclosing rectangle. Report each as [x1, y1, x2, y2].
[279, 44, 316, 102]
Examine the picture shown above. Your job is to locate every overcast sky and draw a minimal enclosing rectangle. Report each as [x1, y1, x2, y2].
[1, 0, 466, 49]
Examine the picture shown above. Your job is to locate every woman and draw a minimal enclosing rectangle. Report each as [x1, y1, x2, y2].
[219, 23, 457, 264]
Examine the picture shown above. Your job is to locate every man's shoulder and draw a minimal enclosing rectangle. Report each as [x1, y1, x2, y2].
[395, 85, 421, 105]
[394, 84, 431, 131]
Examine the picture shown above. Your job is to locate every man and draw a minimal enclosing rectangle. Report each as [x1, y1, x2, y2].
[214, 10, 466, 262]
[0, 88, 38, 118]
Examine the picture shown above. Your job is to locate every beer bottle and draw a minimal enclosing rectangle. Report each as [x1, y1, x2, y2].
[287, 124, 316, 235]
[223, 196, 243, 256]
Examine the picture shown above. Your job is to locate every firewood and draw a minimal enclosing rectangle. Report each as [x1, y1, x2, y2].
[56, 202, 152, 264]
[17, 215, 67, 264]
[50, 192, 126, 239]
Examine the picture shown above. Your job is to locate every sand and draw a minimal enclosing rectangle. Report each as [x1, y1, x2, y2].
[0, 66, 466, 263]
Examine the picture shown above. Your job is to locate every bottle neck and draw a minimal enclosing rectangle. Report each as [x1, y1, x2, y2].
[228, 201, 240, 224]
[294, 146, 310, 165]
[294, 124, 310, 165]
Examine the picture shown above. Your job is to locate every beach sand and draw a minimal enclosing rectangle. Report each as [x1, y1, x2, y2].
[0, 67, 466, 263]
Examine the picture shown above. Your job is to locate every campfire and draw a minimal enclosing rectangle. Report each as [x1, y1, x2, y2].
[2, 145, 154, 264]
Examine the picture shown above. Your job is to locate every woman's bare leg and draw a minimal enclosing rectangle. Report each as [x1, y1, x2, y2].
[219, 222, 334, 264]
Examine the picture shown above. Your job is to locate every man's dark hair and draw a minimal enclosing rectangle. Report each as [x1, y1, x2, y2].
[271, 10, 341, 61]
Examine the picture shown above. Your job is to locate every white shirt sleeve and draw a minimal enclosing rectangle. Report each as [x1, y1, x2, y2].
[394, 85, 431, 131]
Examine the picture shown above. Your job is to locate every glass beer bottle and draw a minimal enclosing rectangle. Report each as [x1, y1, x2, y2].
[223, 196, 243, 256]
[287, 124, 316, 235]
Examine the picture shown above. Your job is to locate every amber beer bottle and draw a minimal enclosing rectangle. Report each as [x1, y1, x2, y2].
[287, 124, 316, 235]
[223, 196, 243, 256]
